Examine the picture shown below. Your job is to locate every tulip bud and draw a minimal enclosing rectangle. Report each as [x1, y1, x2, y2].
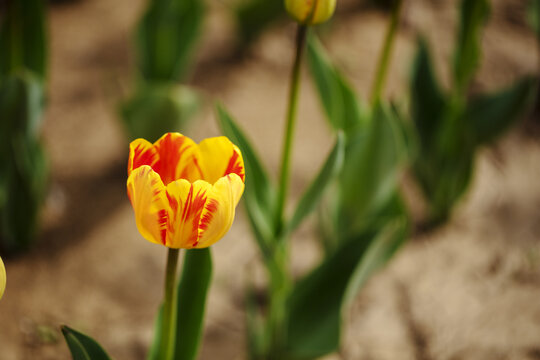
[285, 0, 336, 25]
[0, 256, 5, 300]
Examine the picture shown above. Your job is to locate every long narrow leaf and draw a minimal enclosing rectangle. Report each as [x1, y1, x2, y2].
[307, 35, 364, 132]
[136, 0, 204, 82]
[287, 132, 344, 233]
[284, 228, 377, 359]
[216, 104, 276, 252]
[410, 38, 447, 149]
[344, 203, 409, 306]
[61, 326, 112, 360]
[147, 306, 164, 360]
[0, 0, 47, 79]
[174, 248, 213, 360]
[340, 103, 406, 233]
[453, 0, 490, 93]
[465, 76, 536, 145]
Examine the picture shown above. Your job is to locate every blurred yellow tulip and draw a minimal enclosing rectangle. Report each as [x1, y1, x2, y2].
[0, 256, 5, 300]
[285, 0, 336, 25]
[127, 133, 245, 249]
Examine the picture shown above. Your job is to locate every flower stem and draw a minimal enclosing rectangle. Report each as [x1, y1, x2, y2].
[159, 248, 180, 360]
[370, 0, 404, 106]
[276, 24, 308, 233]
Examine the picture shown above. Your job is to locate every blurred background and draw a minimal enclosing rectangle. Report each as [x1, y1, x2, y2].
[0, 0, 539, 358]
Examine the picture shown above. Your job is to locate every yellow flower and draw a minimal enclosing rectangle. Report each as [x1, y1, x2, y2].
[0, 256, 5, 300]
[285, 0, 336, 25]
[127, 133, 245, 249]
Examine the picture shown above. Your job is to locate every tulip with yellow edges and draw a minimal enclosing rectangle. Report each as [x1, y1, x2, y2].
[0, 256, 5, 300]
[285, 0, 336, 25]
[127, 132, 245, 249]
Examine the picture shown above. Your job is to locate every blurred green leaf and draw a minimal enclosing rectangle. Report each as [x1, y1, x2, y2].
[147, 306, 163, 360]
[121, 84, 199, 142]
[61, 326, 112, 360]
[235, 0, 284, 46]
[245, 282, 268, 359]
[174, 248, 212, 360]
[466, 77, 536, 145]
[307, 35, 364, 132]
[453, 0, 490, 93]
[344, 202, 408, 305]
[285, 219, 407, 359]
[410, 38, 447, 149]
[0, 0, 47, 79]
[0, 73, 47, 254]
[339, 103, 406, 234]
[528, 0, 540, 39]
[136, 0, 204, 82]
[287, 132, 344, 233]
[216, 104, 276, 255]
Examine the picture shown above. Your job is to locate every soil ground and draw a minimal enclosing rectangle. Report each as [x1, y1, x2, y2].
[0, 0, 539, 359]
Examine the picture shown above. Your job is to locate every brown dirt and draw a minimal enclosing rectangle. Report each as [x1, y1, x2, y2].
[0, 0, 539, 359]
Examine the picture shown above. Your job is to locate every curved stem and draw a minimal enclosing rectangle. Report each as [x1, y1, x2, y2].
[276, 24, 308, 233]
[370, 0, 404, 106]
[159, 248, 180, 360]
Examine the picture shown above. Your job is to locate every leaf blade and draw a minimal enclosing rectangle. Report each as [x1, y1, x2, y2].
[288, 132, 344, 233]
[173, 248, 213, 360]
[61, 326, 112, 360]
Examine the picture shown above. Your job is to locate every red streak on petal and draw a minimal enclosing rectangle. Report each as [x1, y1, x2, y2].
[155, 134, 188, 185]
[157, 209, 168, 245]
[224, 151, 245, 181]
[199, 199, 219, 240]
[180, 185, 208, 247]
[130, 144, 157, 174]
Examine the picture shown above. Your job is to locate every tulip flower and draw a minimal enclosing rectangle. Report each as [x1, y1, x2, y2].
[285, 0, 336, 25]
[127, 132, 245, 249]
[0, 256, 5, 300]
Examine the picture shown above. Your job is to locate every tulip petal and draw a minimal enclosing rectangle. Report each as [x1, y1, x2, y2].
[153, 133, 201, 185]
[128, 139, 158, 176]
[0, 256, 5, 300]
[196, 173, 245, 248]
[198, 137, 245, 184]
[127, 165, 168, 245]
[165, 179, 213, 248]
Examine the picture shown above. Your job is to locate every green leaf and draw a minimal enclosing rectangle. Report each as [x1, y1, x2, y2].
[307, 34, 365, 132]
[285, 218, 407, 359]
[339, 102, 407, 235]
[245, 282, 268, 359]
[61, 326, 112, 360]
[453, 0, 490, 93]
[216, 104, 276, 255]
[344, 201, 409, 305]
[410, 38, 447, 149]
[147, 306, 163, 360]
[0, 0, 47, 79]
[466, 76, 536, 145]
[0, 73, 47, 254]
[528, 0, 540, 39]
[136, 0, 204, 82]
[173, 248, 213, 360]
[287, 132, 344, 233]
[120, 83, 199, 143]
[235, 0, 284, 46]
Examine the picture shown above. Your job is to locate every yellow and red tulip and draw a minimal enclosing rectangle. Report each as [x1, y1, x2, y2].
[285, 0, 336, 25]
[127, 133, 245, 249]
[0, 256, 5, 300]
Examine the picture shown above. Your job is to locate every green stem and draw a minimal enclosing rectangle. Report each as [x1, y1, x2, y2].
[159, 248, 180, 360]
[370, 0, 404, 106]
[276, 24, 308, 233]
[267, 241, 291, 358]
[266, 24, 308, 358]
